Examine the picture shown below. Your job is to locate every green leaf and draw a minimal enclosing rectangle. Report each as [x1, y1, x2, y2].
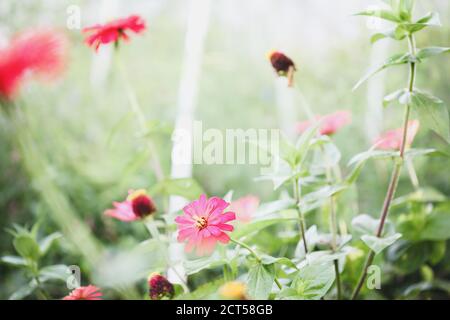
[0, 255, 28, 267]
[371, 25, 408, 44]
[286, 262, 335, 300]
[392, 187, 446, 206]
[416, 47, 450, 61]
[353, 53, 414, 91]
[300, 184, 348, 213]
[421, 208, 450, 241]
[260, 255, 298, 270]
[150, 178, 204, 200]
[38, 232, 62, 256]
[39, 264, 68, 282]
[13, 234, 40, 261]
[400, 12, 441, 34]
[232, 209, 297, 239]
[361, 233, 402, 254]
[176, 279, 224, 300]
[354, 9, 401, 23]
[184, 254, 228, 275]
[9, 283, 36, 300]
[410, 90, 450, 143]
[352, 214, 395, 237]
[247, 263, 275, 299]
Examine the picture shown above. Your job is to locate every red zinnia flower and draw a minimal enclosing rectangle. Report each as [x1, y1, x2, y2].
[0, 30, 67, 100]
[374, 120, 419, 150]
[63, 285, 103, 300]
[104, 189, 156, 222]
[267, 50, 296, 87]
[82, 15, 146, 51]
[175, 194, 236, 256]
[296, 111, 352, 136]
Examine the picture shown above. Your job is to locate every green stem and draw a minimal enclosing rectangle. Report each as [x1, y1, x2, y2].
[293, 178, 308, 254]
[321, 145, 341, 299]
[352, 34, 417, 300]
[115, 52, 164, 181]
[230, 238, 261, 262]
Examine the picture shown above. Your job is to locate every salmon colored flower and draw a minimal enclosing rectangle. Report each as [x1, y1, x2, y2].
[375, 120, 419, 150]
[83, 15, 146, 51]
[175, 194, 236, 255]
[63, 285, 102, 300]
[148, 273, 174, 300]
[267, 50, 296, 87]
[0, 30, 67, 100]
[104, 189, 156, 222]
[296, 111, 352, 136]
[228, 195, 259, 223]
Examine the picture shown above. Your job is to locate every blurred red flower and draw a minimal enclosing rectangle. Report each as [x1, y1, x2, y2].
[0, 30, 67, 100]
[375, 120, 419, 150]
[104, 189, 156, 222]
[83, 15, 146, 51]
[296, 111, 352, 136]
[63, 285, 103, 300]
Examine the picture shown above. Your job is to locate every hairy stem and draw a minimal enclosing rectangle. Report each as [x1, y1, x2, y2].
[352, 34, 416, 300]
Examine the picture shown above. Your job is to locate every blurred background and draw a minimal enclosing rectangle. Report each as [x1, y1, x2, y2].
[0, 0, 449, 299]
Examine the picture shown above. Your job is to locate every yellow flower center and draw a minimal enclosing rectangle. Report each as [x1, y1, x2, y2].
[193, 216, 208, 230]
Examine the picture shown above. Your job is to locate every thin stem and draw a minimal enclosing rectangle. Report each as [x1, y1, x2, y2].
[230, 238, 261, 262]
[352, 34, 417, 300]
[115, 53, 164, 181]
[321, 144, 341, 299]
[293, 178, 308, 254]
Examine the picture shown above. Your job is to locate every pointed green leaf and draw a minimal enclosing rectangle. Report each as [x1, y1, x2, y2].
[362, 233, 402, 254]
[416, 47, 450, 61]
[247, 263, 275, 299]
[410, 90, 450, 143]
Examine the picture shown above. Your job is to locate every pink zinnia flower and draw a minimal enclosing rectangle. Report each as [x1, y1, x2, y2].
[63, 285, 102, 300]
[83, 15, 146, 51]
[0, 29, 67, 100]
[228, 195, 259, 223]
[375, 120, 420, 150]
[296, 111, 352, 136]
[104, 189, 156, 222]
[175, 194, 236, 256]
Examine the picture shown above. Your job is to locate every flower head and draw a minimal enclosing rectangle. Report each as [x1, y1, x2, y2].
[267, 50, 296, 87]
[228, 195, 259, 223]
[83, 15, 146, 51]
[0, 29, 67, 100]
[104, 189, 156, 222]
[175, 194, 236, 256]
[219, 281, 247, 300]
[375, 120, 419, 150]
[63, 285, 102, 300]
[296, 111, 352, 136]
[148, 272, 174, 300]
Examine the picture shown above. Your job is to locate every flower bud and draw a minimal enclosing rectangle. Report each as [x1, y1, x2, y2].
[127, 189, 156, 218]
[148, 272, 174, 300]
